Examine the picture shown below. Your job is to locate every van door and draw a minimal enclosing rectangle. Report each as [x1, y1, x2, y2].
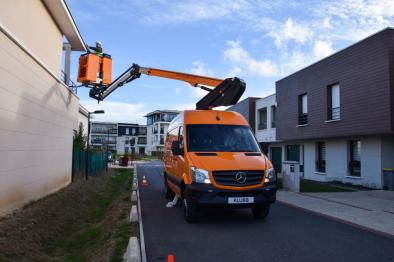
[175, 126, 186, 183]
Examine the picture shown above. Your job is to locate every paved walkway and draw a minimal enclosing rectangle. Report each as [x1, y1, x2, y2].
[277, 190, 394, 238]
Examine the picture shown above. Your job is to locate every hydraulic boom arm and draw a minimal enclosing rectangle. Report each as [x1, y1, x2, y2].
[88, 63, 245, 110]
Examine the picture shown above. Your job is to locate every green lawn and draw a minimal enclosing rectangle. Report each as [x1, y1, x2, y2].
[300, 179, 355, 193]
[277, 178, 355, 193]
[48, 169, 136, 262]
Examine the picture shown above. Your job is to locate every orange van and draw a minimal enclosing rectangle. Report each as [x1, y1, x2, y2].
[163, 110, 277, 222]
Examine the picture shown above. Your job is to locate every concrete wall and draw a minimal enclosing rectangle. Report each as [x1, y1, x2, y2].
[0, 2, 79, 215]
[255, 95, 276, 143]
[0, 0, 63, 74]
[302, 136, 384, 188]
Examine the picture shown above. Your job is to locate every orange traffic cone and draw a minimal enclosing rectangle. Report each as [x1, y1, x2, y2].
[142, 176, 148, 187]
[167, 254, 175, 262]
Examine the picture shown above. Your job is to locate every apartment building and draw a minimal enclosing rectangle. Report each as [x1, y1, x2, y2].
[90, 122, 118, 152]
[0, 0, 86, 215]
[145, 110, 180, 155]
[90, 122, 147, 155]
[226, 97, 260, 132]
[116, 123, 147, 155]
[275, 28, 394, 189]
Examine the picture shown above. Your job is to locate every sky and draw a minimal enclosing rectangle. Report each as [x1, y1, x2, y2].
[66, 0, 394, 124]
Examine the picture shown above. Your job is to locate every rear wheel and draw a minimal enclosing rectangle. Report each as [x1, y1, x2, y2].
[164, 174, 175, 199]
[183, 197, 199, 223]
[251, 204, 270, 219]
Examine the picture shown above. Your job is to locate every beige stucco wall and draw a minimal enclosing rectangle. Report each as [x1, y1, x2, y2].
[0, 0, 63, 74]
[0, 29, 79, 215]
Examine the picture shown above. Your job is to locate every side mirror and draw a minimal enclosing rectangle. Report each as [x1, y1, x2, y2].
[171, 141, 184, 156]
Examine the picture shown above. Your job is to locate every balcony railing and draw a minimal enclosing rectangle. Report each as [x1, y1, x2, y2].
[91, 129, 117, 134]
[258, 122, 267, 130]
[329, 107, 341, 120]
[298, 113, 308, 125]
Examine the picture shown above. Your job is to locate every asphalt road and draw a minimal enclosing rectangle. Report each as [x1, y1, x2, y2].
[137, 161, 394, 262]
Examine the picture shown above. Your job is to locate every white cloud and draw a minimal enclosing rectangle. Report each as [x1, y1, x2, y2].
[81, 100, 146, 124]
[224, 41, 278, 77]
[267, 18, 313, 48]
[313, 40, 334, 60]
[189, 61, 214, 98]
[139, 0, 255, 24]
[190, 61, 214, 76]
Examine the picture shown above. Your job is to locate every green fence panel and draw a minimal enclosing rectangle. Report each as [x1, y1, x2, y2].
[72, 148, 107, 178]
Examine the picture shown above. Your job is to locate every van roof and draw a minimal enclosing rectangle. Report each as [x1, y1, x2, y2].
[183, 110, 249, 125]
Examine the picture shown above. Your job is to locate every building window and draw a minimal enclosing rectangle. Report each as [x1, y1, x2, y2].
[138, 137, 147, 144]
[298, 93, 308, 125]
[271, 105, 276, 128]
[315, 142, 326, 173]
[125, 128, 129, 135]
[258, 107, 267, 130]
[286, 145, 300, 162]
[328, 84, 340, 120]
[131, 128, 136, 135]
[349, 140, 361, 177]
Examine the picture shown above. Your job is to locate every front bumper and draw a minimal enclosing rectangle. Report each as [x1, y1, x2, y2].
[183, 182, 277, 208]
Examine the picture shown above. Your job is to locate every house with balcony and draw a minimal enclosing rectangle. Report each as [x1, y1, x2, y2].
[116, 123, 147, 155]
[145, 110, 180, 155]
[90, 122, 147, 156]
[275, 28, 394, 189]
[90, 122, 118, 153]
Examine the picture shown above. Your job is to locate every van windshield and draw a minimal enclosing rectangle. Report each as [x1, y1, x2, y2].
[186, 124, 260, 152]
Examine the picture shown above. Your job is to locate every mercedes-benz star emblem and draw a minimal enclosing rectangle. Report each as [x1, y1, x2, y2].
[235, 172, 247, 184]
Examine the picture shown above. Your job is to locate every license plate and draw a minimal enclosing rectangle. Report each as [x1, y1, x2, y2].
[228, 197, 254, 204]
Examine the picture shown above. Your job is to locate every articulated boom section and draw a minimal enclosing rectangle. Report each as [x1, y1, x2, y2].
[87, 63, 246, 109]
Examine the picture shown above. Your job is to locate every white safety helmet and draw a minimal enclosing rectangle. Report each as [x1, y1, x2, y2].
[96, 41, 102, 47]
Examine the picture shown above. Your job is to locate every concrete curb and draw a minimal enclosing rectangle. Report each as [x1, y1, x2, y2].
[131, 191, 137, 202]
[124, 164, 147, 262]
[129, 205, 138, 222]
[277, 200, 394, 240]
[123, 237, 141, 262]
[135, 164, 147, 262]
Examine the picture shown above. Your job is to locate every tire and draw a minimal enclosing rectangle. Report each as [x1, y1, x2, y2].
[251, 204, 270, 219]
[182, 197, 199, 223]
[164, 174, 175, 199]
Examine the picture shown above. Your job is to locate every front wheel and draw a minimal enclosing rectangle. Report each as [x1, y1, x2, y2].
[251, 204, 270, 219]
[183, 197, 199, 223]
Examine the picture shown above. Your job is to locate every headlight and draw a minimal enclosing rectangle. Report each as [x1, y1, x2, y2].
[190, 167, 211, 184]
[265, 168, 276, 183]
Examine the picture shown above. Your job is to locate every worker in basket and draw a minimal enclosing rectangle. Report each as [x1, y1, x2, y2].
[86, 41, 104, 83]
[87, 41, 103, 57]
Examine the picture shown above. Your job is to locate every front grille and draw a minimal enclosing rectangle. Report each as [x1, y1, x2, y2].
[212, 170, 264, 187]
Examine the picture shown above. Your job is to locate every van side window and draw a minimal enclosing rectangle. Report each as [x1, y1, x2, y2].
[179, 126, 184, 149]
